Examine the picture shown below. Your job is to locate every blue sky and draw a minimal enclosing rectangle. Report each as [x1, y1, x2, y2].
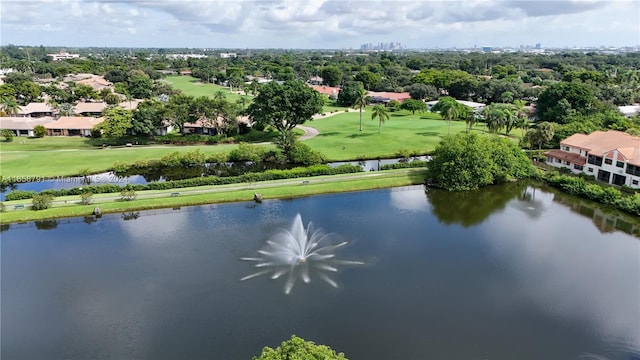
[1, 0, 639, 49]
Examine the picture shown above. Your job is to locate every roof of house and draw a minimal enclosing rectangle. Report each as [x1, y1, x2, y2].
[366, 91, 411, 101]
[74, 102, 107, 114]
[562, 130, 640, 166]
[426, 99, 486, 108]
[77, 76, 112, 90]
[18, 103, 55, 114]
[44, 116, 105, 130]
[309, 85, 340, 96]
[545, 150, 587, 165]
[0, 117, 55, 130]
[119, 99, 142, 111]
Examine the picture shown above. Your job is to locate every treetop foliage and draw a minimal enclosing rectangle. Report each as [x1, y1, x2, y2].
[253, 335, 348, 360]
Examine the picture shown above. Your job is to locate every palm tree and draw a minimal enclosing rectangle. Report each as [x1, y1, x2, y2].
[461, 106, 475, 132]
[535, 122, 555, 160]
[431, 97, 460, 135]
[0, 98, 20, 116]
[213, 91, 226, 101]
[352, 90, 369, 132]
[371, 105, 390, 133]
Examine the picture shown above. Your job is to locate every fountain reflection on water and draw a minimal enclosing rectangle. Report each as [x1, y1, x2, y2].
[241, 213, 363, 294]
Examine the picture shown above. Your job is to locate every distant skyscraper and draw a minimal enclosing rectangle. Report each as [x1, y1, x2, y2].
[535, 43, 541, 49]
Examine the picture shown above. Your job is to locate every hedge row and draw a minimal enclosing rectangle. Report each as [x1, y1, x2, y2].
[380, 160, 428, 170]
[4, 164, 363, 201]
[544, 173, 640, 216]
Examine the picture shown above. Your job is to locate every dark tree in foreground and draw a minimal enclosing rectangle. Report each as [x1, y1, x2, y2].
[253, 335, 348, 360]
[248, 80, 323, 153]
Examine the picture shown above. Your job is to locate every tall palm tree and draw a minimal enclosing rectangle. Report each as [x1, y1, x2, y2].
[213, 90, 226, 101]
[462, 106, 475, 132]
[535, 122, 555, 160]
[0, 98, 20, 116]
[371, 105, 390, 133]
[352, 90, 369, 132]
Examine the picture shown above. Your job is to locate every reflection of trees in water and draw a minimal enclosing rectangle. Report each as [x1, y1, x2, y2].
[550, 187, 640, 237]
[34, 219, 58, 230]
[0, 224, 10, 232]
[426, 182, 529, 227]
[83, 216, 98, 225]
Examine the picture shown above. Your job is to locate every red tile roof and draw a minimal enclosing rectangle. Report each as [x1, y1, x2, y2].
[44, 116, 105, 130]
[545, 150, 587, 165]
[561, 130, 640, 165]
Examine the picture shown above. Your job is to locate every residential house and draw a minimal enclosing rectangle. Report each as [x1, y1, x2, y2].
[74, 102, 107, 116]
[366, 91, 411, 104]
[17, 103, 56, 118]
[119, 99, 142, 111]
[44, 116, 105, 136]
[183, 118, 218, 135]
[48, 51, 80, 61]
[426, 99, 486, 113]
[309, 85, 340, 98]
[0, 117, 55, 137]
[545, 130, 640, 188]
[308, 76, 323, 85]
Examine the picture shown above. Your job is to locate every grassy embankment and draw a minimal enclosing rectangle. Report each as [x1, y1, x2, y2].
[0, 169, 427, 223]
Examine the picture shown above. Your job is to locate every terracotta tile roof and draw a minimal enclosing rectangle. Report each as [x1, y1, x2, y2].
[545, 150, 586, 165]
[18, 103, 55, 114]
[309, 85, 340, 96]
[561, 130, 640, 166]
[74, 102, 107, 114]
[0, 116, 55, 130]
[44, 116, 105, 130]
[366, 91, 411, 102]
[119, 99, 142, 111]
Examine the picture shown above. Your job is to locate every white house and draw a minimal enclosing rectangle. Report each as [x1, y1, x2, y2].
[618, 104, 640, 118]
[545, 130, 640, 188]
[426, 99, 486, 113]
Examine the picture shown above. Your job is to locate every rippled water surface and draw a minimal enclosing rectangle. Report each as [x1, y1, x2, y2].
[2, 184, 639, 359]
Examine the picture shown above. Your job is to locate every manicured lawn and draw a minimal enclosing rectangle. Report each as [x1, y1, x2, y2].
[1, 144, 240, 178]
[0, 137, 93, 151]
[164, 75, 251, 103]
[304, 110, 473, 160]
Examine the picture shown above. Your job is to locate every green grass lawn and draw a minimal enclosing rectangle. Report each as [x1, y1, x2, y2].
[304, 110, 472, 160]
[164, 75, 251, 103]
[1, 143, 240, 178]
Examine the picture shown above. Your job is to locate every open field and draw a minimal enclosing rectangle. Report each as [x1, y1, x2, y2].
[0, 143, 240, 178]
[164, 75, 251, 102]
[304, 110, 472, 160]
[0, 169, 427, 223]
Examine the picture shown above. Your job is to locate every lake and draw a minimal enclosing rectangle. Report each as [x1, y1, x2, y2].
[1, 183, 639, 359]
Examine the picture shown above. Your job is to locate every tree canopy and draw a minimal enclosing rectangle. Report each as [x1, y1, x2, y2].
[426, 133, 534, 191]
[248, 80, 323, 134]
[536, 82, 597, 123]
[253, 335, 348, 360]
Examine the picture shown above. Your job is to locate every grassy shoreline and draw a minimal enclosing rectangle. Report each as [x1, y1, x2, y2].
[0, 169, 427, 224]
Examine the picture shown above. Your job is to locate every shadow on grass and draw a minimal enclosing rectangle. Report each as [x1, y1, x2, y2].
[346, 133, 377, 138]
[415, 131, 442, 137]
[390, 113, 410, 117]
[317, 132, 341, 137]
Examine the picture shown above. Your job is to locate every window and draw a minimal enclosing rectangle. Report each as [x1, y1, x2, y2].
[564, 161, 570, 165]
[588, 167, 593, 172]
[626, 164, 640, 177]
[555, 158, 561, 163]
[574, 164, 583, 171]
[604, 158, 613, 165]
[563, 146, 570, 151]
[633, 180, 639, 185]
[587, 155, 603, 166]
[616, 161, 624, 168]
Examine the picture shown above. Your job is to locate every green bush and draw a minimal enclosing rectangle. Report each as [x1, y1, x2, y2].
[32, 194, 55, 210]
[0, 202, 5, 212]
[80, 192, 93, 205]
[228, 143, 267, 162]
[380, 160, 428, 170]
[120, 189, 137, 201]
[287, 142, 327, 166]
[33, 125, 46, 138]
[112, 160, 130, 173]
[1, 129, 14, 142]
[5, 190, 36, 201]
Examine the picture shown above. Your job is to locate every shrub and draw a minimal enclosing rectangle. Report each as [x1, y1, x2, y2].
[32, 194, 55, 210]
[252, 122, 266, 132]
[5, 190, 36, 201]
[33, 125, 46, 138]
[0, 202, 5, 212]
[160, 152, 182, 167]
[112, 160, 130, 173]
[80, 192, 93, 205]
[287, 142, 327, 166]
[1, 129, 14, 142]
[120, 189, 137, 201]
[228, 143, 267, 162]
[206, 152, 229, 164]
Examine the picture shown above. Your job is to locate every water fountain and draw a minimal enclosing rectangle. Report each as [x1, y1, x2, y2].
[241, 213, 364, 294]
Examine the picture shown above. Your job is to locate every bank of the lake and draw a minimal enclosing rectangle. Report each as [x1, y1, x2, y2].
[0, 169, 426, 224]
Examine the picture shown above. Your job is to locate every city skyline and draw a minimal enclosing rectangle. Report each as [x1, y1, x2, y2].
[1, 1, 639, 49]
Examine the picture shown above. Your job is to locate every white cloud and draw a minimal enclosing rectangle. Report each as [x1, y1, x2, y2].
[1, 0, 638, 47]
